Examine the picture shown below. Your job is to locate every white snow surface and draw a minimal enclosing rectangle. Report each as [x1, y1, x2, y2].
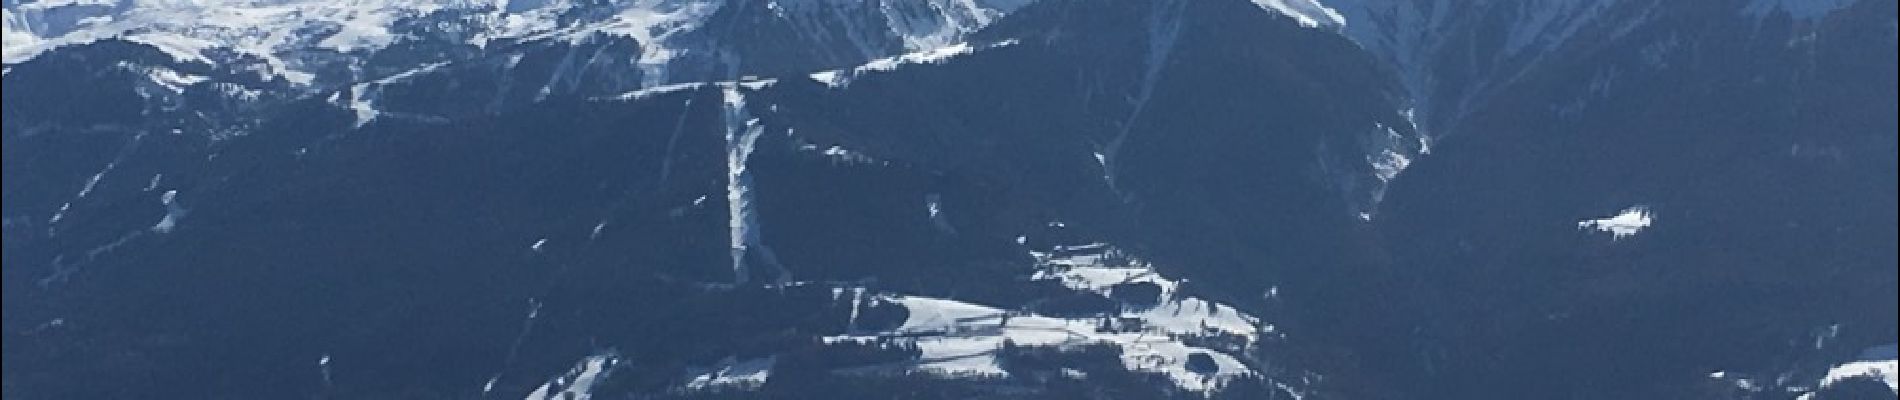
[150, 189, 185, 233]
[723, 84, 764, 285]
[1030, 243, 1262, 340]
[827, 294, 1257, 394]
[796, 143, 880, 165]
[1577, 205, 1652, 240]
[1367, 123, 1413, 185]
[4, 0, 1031, 91]
[809, 39, 1016, 88]
[822, 243, 1274, 395]
[328, 61, 443, 127]
[1032, 244, 1179, 296]
[924, 193, 955, 233]
[769, 0, 1030, 52]
[3, 0, 474, 83]
[1796, 346, 1899, 400]
[144, 65, 208, 93]
[526, 351, 620, 400]
[718, 83, 792, 286]
[1251, 0, 1344, 28]
[1815, 360, 1898, 392]
[683, 356, 775, 391]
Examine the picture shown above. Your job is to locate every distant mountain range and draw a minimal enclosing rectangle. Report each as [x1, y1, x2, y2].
[4, 0, 1894, 398]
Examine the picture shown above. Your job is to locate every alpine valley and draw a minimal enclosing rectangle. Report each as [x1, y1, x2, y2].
[3, 0, 1895, 399]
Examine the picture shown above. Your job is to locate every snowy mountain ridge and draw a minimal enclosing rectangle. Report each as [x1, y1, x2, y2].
[2, 0, 1891, 398]
[1, 0, 1364, 75]
[2, 0, 1035, 87]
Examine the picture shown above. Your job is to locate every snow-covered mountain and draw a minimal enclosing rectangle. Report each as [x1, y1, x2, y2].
[4, 0, 1029, 84]
[3, 0, 1046, 142]
[4, 0, 1894, 399]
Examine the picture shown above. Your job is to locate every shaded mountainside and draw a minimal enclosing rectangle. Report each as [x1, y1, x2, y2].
[1368, 1, 1899, 398]
[3, 0, 1896, 399]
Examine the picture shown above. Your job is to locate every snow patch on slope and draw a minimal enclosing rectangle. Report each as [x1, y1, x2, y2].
[144, 65, 208, 93]
[1030, 243, 1265, 341]
[1806, 360, 1898, 396]
[327, 62, 446, 127]
[826, 294, 1257, 394]
[3, 8, 40, 58]
[720, 83, 791, 286]
[1577, 205, 1652, 240]
[1796, 344, 1899, 399]
[768, 0, 1030, 53]
[924, 193, 955, 234]
[1032, 244, 1178, 296]
[683, 355, 775, 392]
[1365, 122, 1414, 187]
[818, 242, 1278, 395]
[586, 0, 724, 87]
[1354, 118, 1424, 219]
[1251, 0, 1345, 28]
[879, 0, 1030, 51]
[809, 39, 1017, 88]
[796, 142, 882, 165]
[526, 351, 620, 400]
[151, 189, 185, 233]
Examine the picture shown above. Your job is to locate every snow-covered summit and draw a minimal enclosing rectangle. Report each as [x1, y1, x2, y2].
[3, 0, 1035, 87]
